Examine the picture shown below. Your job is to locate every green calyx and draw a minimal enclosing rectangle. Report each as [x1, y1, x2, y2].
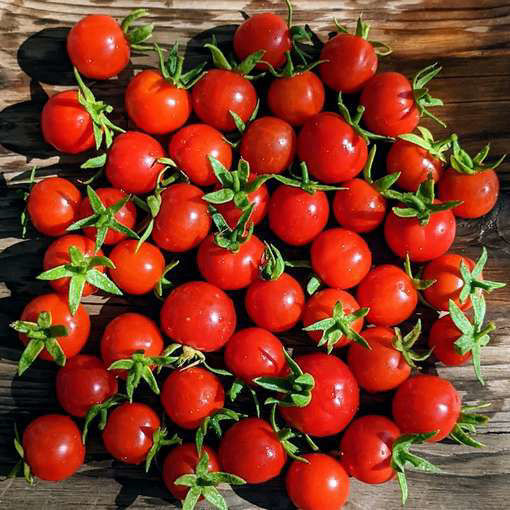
[255, 349, 315, 408]
[274, 161, 344, 194]
[412, 63, 446, 128]
[175, 451, 245, 510]
[228, 378, 261, 417]
[264, 50, 326, 78]
[145, 427, 182, 473]
[74, 67, 125, 151]
[392, 320, 432, 369]
[260, 242, 286, 281]
[19, 166, 37, 239]
[362, 145, 401, 193]
[37, 245, 122, 316]
[399, 126, 454, 163]
[10, 311, 68, 376]
[404, 253, 436, 290]
[303, 300, 370, 353]
[195, 408, 245, 455]
[391, 431, 441, 504]
[121, 8, 154, 51]
[204, 40, 265, 78]
[67, 185, 139, 252]
[450, 134, 507, 175]
[449, 402, 491, 448]
[448, 294, 496, 386]
[209, 204, 255, 253]
[154, 259, 180, 300]
[334, 15, 392, 56]
[82, 394, 126, 443]
[11, 424, 34, 484]
[306, 274, 322, 295]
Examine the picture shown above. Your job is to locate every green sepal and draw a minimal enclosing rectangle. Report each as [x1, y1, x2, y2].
[19, 166, 37, 239]
[274, 161, 345, 194]
[260, 243, 286, 281]
[154, 259, 180, 300]
[121, 8, 154, 50]
[82, 394, 127, 443]
[228, 378, 260, 418]
[412, 63, 446, 127]
[449, 402, 491, 448]
[210, 204, 255, 253]
[10, 424, 34, 485]
[361, 145, 400, 193]
[203, 42, 265, 78]
[306, 274, 322, 295]
[263, 50, 326, 78]
[145, 427, 182, 472]
[449, 134, 507, 175]
[195, 408, 245, 455]
[392, 320, 432, 368]
[398, 126, 453, 163]
[404, 253, 436, 290]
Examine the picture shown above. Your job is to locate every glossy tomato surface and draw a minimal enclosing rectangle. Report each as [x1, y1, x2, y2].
[428, 315, 471, 366]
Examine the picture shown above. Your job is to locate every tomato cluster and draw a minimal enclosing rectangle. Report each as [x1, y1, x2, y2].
[10, 3, 506, 510]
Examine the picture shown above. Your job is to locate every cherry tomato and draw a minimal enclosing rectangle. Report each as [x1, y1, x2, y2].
[439, 167, 500, 219]
[311, 228, 372, 289]
[105, 131, 165, 194]
[160, 281, 237, 352]
[163, 444, 220, 501]
[23, 414, 85, 481]
[268, 71, 325, 126]
[152, 183, 211, 252]
[197, 234, 265, 290]
[19, 293, 90, 362]
[56, 354, 117, 417]
[428, 315, 471, 366]
[79, 188, 137, 246]
[168, 124, 233, 186]
[347, 327, 410, 392]
[125, 70, 191, 134]
[100, 312, 163, 376]
[268, 185, 329, 246]
[392, 374, 461, 442]
[240, 116, 296, 175]
[67, 15, 129, 79]
[27, 177, 81, 237]
[387, 138, 444, 192]
[360, 72, 420, 137]
[302, 288, 364, 347]
[245, 272, 304, 332]
[356, 265, 417, 326]
[161, 366, 224, 429]
[233, 13, 290, 70]
[41, 90, 94, 154]
[281, 353, 359, 437]
[286, 453, 349, 510]
[192, 70, 257, 132]
[102, 402, 160, 464]
[298, 112, 368, 183]
[340, 415, 400, 484]
[219, 418, 287, 484]
[224, 327, 286, 384]
[384, 205, 456, 263]
[320, 34, 377, 93]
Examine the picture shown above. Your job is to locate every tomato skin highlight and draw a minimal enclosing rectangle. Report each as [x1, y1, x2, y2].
[67, 14, 130, 80]
[27, 177, 81, 237]
[428, 315, 471, 366]
[160, 281, 237, 352]
[23, 414, 85, 482]
[219, 418, 287, 484]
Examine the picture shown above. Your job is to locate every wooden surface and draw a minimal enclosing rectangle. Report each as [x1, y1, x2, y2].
[1, 1, 510, 509]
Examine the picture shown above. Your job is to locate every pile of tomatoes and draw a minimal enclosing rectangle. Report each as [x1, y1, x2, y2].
[11, 4, 506, 510]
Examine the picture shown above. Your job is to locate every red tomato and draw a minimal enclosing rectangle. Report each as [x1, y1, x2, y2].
[102, 402, 160, 464]
[23, 415, 85, 482]
[27, 177, 81, 237]
[168, 124, 232, 186]
[79, 188, 137, 246]
[41, 90, 94, 154]
[384, 205, 456, 263]
[219, 418, 287, 483]
[240, 116, 296, 175]
[152, 183, 211, 252]
[280, 353, 359, 437]
[439, 167, 500, 219]
[268, 185, 329, 246]
[340, 415, 400, 484]
[67, 15, 129, 79]
[268, 71, 325, 127]
[392, 374, 461, 442]
[311, 228, 372, 289]
[192, 70, 257, 132]
[360, 72, 420, 137]
[245, 272, 304, 332]
[163, 444, 220, 501]
[197, 234, 265, 290]
[125, 70, 191, 134]
[105, 131, 165, 194]
[161, 366, 224, 429]
[160, 281, 237, 352]
[100, 312, 163, 376]
[19, 293, 90, 362]
[320, 34, 377, 93]
[298, 112, 368, 183]
[428, 315, 471, 366]
[347, 327, 411, 392]
[56, 354, 117, 417]
[302, 288, 364, 347]
[233, 13, 290, 70]
[224, 327, 286, 384]
[286, 453, 349, 510]
[387, 138, 444, 192]
[356, 265, 417, 326]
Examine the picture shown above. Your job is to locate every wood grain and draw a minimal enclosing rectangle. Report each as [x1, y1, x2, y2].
[0, 1, 510, 509]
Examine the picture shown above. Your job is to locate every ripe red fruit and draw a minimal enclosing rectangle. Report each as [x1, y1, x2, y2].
[428, 315, 472, 366]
